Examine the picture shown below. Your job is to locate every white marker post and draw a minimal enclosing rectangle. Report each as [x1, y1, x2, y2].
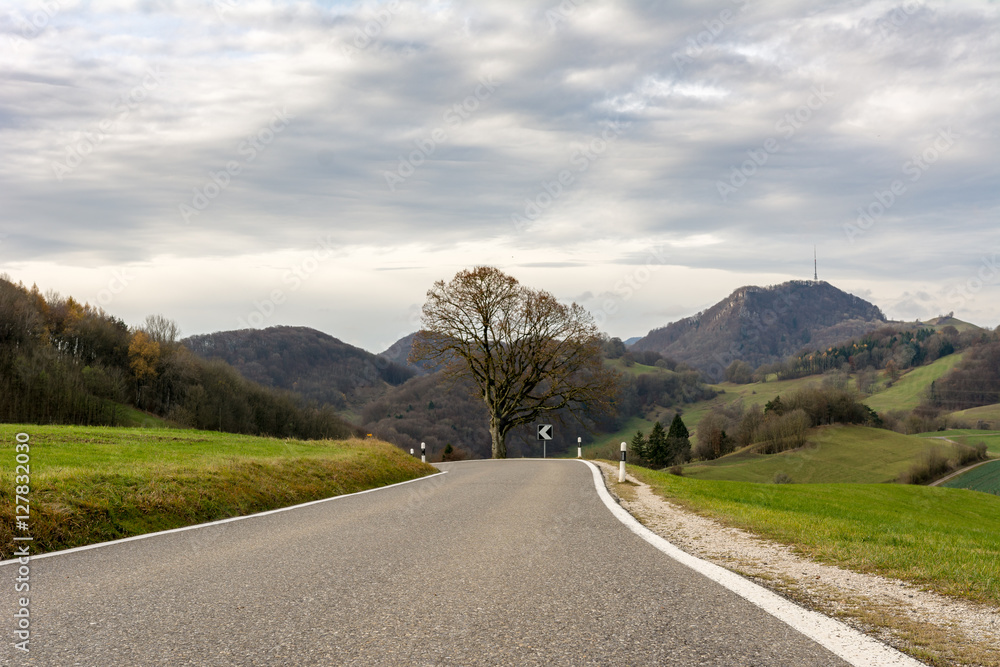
[410, 448, 414, 456]
[421, 442, 426, 464]
[577, 436, 582, 459]
[619, 442, 627, 483]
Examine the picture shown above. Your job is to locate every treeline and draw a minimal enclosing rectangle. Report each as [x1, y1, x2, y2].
[0, 277, 357, 439]
[693, 386, 881, 460]
[732, 324, 989, 384]
[925, 340, 1000, 412]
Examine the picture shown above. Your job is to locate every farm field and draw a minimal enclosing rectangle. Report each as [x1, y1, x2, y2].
[940, 459, 1000, 496]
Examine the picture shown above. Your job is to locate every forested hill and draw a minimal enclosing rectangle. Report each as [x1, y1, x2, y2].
[0, 277, 357, 439]
[183, 326, 415, 412]
[631, 280, 886, 378]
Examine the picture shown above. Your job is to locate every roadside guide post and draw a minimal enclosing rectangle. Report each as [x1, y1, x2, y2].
[619, 442, 627, 483]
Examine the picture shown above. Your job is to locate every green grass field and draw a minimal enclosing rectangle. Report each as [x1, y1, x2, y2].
[630, 466, 1000, 606]
[679, 425, 962, 484]
[0, 424, 436, 558]
[862, 352, 967, 413]
[940, 460, 1000, 496]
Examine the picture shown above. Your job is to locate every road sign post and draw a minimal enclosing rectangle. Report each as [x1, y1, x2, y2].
[619, 442, 627, 483]
[537, 424, 552, 459]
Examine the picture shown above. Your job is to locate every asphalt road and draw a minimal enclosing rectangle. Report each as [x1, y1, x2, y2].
[4, 460, 854, 666]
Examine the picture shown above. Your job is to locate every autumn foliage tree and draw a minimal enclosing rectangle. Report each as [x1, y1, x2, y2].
[410, 266, 621, 459]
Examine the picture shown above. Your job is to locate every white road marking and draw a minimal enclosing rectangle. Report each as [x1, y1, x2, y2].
[0, 471, 448, 567]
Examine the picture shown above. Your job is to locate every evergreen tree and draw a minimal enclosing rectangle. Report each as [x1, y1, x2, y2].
[666, 414, 691, 464]
[667, 414, 689, 440]
[646, 421, 669, 468]
[630, 430, 647, 461]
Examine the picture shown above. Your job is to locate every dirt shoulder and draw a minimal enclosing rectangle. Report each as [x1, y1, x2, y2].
[593, 461, 1000, 667]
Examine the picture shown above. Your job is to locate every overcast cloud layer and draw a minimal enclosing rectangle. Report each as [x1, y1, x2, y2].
[1, 0, 998, 351]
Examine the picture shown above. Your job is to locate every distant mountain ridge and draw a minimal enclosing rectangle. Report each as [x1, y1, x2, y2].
[631, 280, 886, 378]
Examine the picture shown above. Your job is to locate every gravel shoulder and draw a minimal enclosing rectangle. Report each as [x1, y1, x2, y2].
[594, 461, 1000, 667]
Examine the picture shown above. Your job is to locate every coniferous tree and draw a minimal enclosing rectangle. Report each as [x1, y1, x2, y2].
[666, 414, 691, 464]
[646, 421, 669, 468]
[630, 430, 648, 461]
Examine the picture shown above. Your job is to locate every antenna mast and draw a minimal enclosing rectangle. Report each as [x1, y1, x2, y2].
[814, 246, 817, 281]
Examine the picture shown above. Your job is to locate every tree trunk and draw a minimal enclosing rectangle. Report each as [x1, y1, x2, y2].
[489, 415, 506, 459]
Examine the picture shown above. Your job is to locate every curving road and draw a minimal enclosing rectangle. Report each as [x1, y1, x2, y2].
[4, 460, 877, 665]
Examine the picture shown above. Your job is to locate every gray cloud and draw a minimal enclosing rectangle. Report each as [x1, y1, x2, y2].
[1, 0, 997, 348]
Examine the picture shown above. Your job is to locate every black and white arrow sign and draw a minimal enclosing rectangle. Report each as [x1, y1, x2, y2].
[537, 424, 553, 440]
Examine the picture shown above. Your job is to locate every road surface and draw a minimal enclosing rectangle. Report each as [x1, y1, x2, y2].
[4, 460, 869, 665]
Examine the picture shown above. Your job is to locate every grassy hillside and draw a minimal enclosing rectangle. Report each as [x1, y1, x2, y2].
[679, 425, 960, 484]
[665, 351, 968, 444]
[863, 351, 967, 413]
[947, 404, 1000, 428]
[630, 466, 1000, 606]
[603, 358, 664, 376]
[0, 424, 436, 558]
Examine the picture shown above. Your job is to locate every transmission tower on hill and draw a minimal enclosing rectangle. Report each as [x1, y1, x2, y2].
[814, 246, 818, 281]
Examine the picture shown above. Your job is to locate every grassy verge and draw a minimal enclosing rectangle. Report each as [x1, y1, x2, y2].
[628, 465, 1000, 606]
[0, 424, 436, 558]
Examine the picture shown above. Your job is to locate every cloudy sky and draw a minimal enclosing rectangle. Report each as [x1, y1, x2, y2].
[2, 0, 998, 353]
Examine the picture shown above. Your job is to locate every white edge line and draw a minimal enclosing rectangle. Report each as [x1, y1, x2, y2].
[0, 470, 448, 567]
[578, 460, 924, 667]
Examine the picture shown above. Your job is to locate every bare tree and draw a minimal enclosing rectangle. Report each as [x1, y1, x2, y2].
[142, 314, 181, 346]
[410, 266, 620, 458]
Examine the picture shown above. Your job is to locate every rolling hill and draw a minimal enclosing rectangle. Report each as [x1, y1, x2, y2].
[183, 326, 415, 419]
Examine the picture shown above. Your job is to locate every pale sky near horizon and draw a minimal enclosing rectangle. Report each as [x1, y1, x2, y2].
[2, 0, 998, 353]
